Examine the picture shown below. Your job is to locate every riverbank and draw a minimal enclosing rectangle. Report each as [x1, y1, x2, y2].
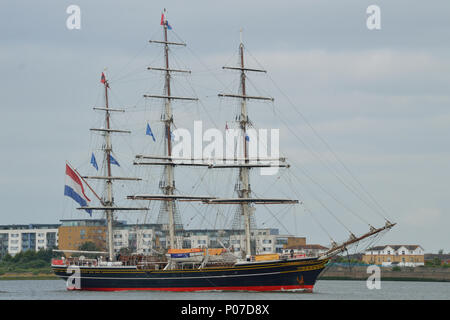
[2, 267, 449, 282]
[0, 272, 58, 280]
[319, 264, 450, 282]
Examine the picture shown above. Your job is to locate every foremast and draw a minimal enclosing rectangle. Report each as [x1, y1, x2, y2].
[79, 74, 145, 262]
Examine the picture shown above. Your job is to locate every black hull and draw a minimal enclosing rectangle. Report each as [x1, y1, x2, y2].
[52, 258, 328, 292]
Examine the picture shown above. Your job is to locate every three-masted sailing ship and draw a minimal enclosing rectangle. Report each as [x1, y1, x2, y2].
[52, 13, 395, 292]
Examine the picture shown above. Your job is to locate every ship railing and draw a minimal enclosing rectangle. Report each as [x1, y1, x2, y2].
[136, 261, 168, 270]
[65, 258, 99, 267]
[98, 261, 123, 267]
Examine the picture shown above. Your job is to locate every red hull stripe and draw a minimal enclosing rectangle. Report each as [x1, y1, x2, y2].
[81, 285, 314, 292]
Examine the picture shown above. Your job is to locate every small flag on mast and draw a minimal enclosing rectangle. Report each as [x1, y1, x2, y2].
[100, 72, 106, 84]
[146, 123, 156, 141]
[90, 153, 98, 171]
[109, 155, 120, 167]
[160, 9, 172, 30]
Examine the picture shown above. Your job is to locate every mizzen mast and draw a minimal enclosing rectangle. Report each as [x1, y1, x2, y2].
[209, 31, 297, 259]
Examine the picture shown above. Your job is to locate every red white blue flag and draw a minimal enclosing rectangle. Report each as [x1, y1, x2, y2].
[64, 164, 92, 215]
[160, 11, 172, 30]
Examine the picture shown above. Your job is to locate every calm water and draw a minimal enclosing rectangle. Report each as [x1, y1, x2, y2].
[0, 279, 448, 300]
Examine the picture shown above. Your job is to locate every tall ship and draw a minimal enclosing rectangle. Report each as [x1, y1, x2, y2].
[52, 11, 395, 292]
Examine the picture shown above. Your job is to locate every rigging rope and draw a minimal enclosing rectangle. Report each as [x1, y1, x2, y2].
[245, 48, 391, 223]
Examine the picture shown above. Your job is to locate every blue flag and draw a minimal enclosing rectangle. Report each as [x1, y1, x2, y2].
[109, 155, 120, 167]
[90, 153, 98, 171]
[146, 123, 156, 141]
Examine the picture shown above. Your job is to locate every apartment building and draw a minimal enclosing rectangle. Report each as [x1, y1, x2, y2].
[113, 224, 164, 255]
[57, 219, 107, 253]
[362, 245, 425, 267]
[0, 218, 308, 260]
[0, 224, 59, 257]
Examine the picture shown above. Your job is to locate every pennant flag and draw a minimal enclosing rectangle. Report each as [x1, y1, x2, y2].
[100, 72, 106, 84]
[245, 135, 250, 141]
[109, 154, 120, 166]
[166, 21, 172, 30]
[64, 164, 92, 216]
[90, 153, 98, 171]
[146, 123, 156, 142]
[160, 13, 165, 25]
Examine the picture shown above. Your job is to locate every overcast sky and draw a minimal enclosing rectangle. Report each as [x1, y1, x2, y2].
[1, 1, 449, 253]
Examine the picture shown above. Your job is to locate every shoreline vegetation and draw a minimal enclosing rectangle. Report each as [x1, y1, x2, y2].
[0, 248, 59, 280]
[318, 263, 450, 282]
[1, 247, 448, 281]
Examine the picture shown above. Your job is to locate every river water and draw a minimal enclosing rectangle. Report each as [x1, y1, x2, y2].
[0, 279, 448, 300]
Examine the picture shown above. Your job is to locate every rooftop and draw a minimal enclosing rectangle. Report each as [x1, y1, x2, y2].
[367, 245, 423, 251]
[285, 244, 329, 250]
[0, 224, 60, 230]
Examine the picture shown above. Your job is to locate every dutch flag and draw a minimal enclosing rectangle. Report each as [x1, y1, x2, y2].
[64, 164, 92, 216]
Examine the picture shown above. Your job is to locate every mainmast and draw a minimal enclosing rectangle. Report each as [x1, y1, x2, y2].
[129, 12, 210, 258]
[103, 77, 114, 261]
[238, 37, 252, 258]
[161, 19, 177, 252]
[129, 18, 296, 262]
